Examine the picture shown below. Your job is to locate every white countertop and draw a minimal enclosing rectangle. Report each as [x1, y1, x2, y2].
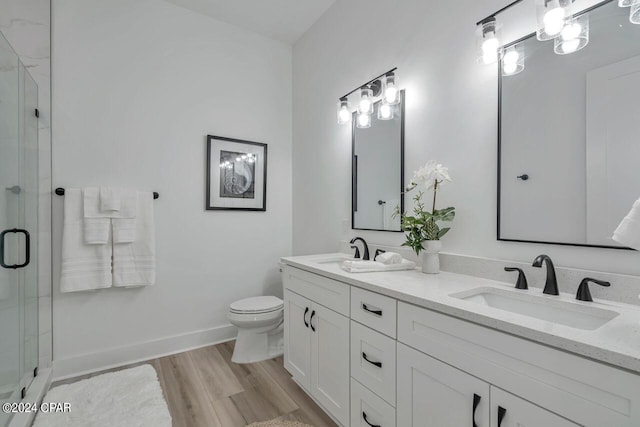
[281, 253, 640, 374]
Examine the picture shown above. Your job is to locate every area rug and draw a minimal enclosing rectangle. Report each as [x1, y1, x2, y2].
[247, 420, 314, 427]
[33, 364, 171, 427]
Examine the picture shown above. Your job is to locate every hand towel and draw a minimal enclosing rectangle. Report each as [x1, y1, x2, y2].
[375, 251, 403, 265]
[84, 187, 137, 219]
[612, 198, 640, 250]
[61, 189, 113, 293]
[100, 187, 121, 212]
[341, 259, 416, 273]
[82, 188, 110, 245]
[84, 187, 138, 244]
[113, 191, 155, 287]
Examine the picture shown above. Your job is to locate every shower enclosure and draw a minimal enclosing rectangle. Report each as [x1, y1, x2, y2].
[0, 31, 40, 426]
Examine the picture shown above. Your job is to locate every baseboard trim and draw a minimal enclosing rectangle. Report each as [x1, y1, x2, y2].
[52, 324, 237, 381]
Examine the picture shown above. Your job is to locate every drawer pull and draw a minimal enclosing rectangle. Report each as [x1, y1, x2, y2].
[362, 411, 381, 427]
[310, 310, 316, 332]
[362, 352, 382, 368]
[303, 307, 309, 328]
[362, 303, 382, 316]
[472, 394, 481, 427]
[498, 406, 507, 427]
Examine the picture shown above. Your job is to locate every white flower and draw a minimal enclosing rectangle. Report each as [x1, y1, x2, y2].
[410, 160, 451, 190]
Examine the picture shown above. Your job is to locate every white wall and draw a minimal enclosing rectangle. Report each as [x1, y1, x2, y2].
[292, 0, 640, 283]
[52, 0, 292, 378]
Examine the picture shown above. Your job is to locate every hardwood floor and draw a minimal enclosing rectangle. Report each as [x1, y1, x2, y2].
[54, 341, 337, 427]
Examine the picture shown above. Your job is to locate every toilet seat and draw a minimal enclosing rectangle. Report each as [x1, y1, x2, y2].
[230, 296, 283, 315]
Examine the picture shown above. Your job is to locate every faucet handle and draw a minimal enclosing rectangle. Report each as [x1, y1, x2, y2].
[504, 267, 528, 290]
[350, 245, 361, 259]
[374, 249, 386, 260]
[576, 278, 611, 302]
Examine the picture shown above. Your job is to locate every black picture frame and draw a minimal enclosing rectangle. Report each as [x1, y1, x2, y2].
[206, 135, 267, 211]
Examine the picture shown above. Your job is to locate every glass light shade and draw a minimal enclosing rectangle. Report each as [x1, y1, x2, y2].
[632, 4, 640, 24]
[356, 112, 371, 128]
[501, 45, 525, 76]
[382, 73, 400, 105]
[477, 18, 501, 65]
[337, 98, 351, 125]
[554, 14, 589, 55]
[377, 102, 394, 120]
[619, 0, 635, 7]
[536, 0, 574, 41]
[357, 87, 374, 114]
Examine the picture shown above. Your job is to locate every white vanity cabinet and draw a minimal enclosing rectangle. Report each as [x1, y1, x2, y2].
[283, 269, 350, 426]
[281, 263, 640, 427]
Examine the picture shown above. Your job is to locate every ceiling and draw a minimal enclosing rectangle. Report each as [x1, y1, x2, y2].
[164, 0, 337, 44]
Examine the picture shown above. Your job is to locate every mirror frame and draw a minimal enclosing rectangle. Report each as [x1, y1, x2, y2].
[497, 0, 632, 250]
[352, 90, 406, 232]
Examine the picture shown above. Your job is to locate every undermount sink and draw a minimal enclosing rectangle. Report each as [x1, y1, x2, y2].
[313, 256, 355, 265]
[450, 287, 620, 330]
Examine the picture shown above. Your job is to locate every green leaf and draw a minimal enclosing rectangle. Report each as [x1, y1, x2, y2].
[437, 227, 451, 239]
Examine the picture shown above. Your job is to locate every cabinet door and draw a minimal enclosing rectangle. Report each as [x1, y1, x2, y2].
[491, 387, 580, 427]
[397, 343, 490, 427]
[310, 303, 350, 426]
[284, 290, 312, 390]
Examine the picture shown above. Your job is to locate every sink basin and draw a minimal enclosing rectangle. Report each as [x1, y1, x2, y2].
[313, 256, 355, 265]
[450, 287, 619, 330]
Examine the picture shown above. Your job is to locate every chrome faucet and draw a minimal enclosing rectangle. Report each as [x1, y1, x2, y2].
[532, 254, 559, 295]
[350, 237, 370, 260]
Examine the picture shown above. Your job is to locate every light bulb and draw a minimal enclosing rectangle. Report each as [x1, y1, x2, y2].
[384, 86, 398, 104]
[543, 6, 565, 36]
[561, 22, 581, 40]
[503, 49, 519, 64]
[359, 98, 372, 113]
[338, 106, 350, 123]
[378, 103, 393, 120]
[358, 87, 374, 114]
[482, 37, 500, 64]
[560, 38, 580, 53]
[503, 61, 518, 75]
[356, 113, 371, 128]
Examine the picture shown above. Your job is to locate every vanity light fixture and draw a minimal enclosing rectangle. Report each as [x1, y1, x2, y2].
[337, 97, 351, 125]
[477, 17, 501, 64]
[356, 112, 372, 128]
[382, 72, 400, 105]
[554, 14, 589, 55]
[536, 0, 574, 41]
[358, 86, 374, 115]
[502, 45, 524, 76]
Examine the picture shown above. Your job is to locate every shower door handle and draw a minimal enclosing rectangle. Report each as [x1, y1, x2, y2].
[0, 228, 30, 269]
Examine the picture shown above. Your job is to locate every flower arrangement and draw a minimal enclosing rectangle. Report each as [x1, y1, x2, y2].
[394, 161, 455, 255]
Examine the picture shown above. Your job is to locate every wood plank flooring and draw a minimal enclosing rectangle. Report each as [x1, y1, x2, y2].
[54, 341, 337, 427]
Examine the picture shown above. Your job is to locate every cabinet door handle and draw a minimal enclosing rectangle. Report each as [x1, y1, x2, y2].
[362, 411, 381, 427]
[498, 406, 507, 427]
[310, 310, 316, 332]
[472, 393, 481, 427]
[362, 352, 382, 368]
[303, 307, 309, 328]
[362, 303, 382, 316]
[0, 228, 30, 269]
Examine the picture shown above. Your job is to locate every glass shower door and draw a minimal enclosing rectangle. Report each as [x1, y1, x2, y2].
[0, 31, 39, 427]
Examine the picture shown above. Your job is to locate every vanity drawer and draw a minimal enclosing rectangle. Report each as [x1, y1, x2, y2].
[351, 286, 397, 338]
[282, 266, 350, 316]
[351, 378, 396, 427]
[350, 321, 396, 406]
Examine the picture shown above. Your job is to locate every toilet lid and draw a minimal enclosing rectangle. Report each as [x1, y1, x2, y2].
[230, 296, 284, 314]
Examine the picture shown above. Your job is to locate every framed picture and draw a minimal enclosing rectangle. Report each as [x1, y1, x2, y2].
[206, 135, 267, 211]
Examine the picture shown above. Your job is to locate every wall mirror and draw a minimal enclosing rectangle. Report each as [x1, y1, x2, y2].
[352, 91, 405, 232]
[499, 0, 640, 249]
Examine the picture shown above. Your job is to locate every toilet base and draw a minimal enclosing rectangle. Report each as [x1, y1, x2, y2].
[231, 323, 284, 364]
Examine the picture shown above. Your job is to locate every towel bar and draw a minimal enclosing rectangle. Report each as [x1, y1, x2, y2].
[55, 187, 159, 200]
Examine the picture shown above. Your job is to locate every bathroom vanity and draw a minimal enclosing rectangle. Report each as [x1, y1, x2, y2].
[281, 253, 640, 427]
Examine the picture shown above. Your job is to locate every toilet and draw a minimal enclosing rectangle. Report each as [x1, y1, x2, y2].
[227, 295, 284, 364]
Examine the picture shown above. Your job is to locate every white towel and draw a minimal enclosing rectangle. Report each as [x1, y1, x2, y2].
[83, 187, 137, 244]
[100, 187, 121, 212]
[612, 198, 640, 250]
[341, 259, 416, 273]
[113, 191, 155, 287]
[375, 251, 403, 265]
[61, 189, 113, 293]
